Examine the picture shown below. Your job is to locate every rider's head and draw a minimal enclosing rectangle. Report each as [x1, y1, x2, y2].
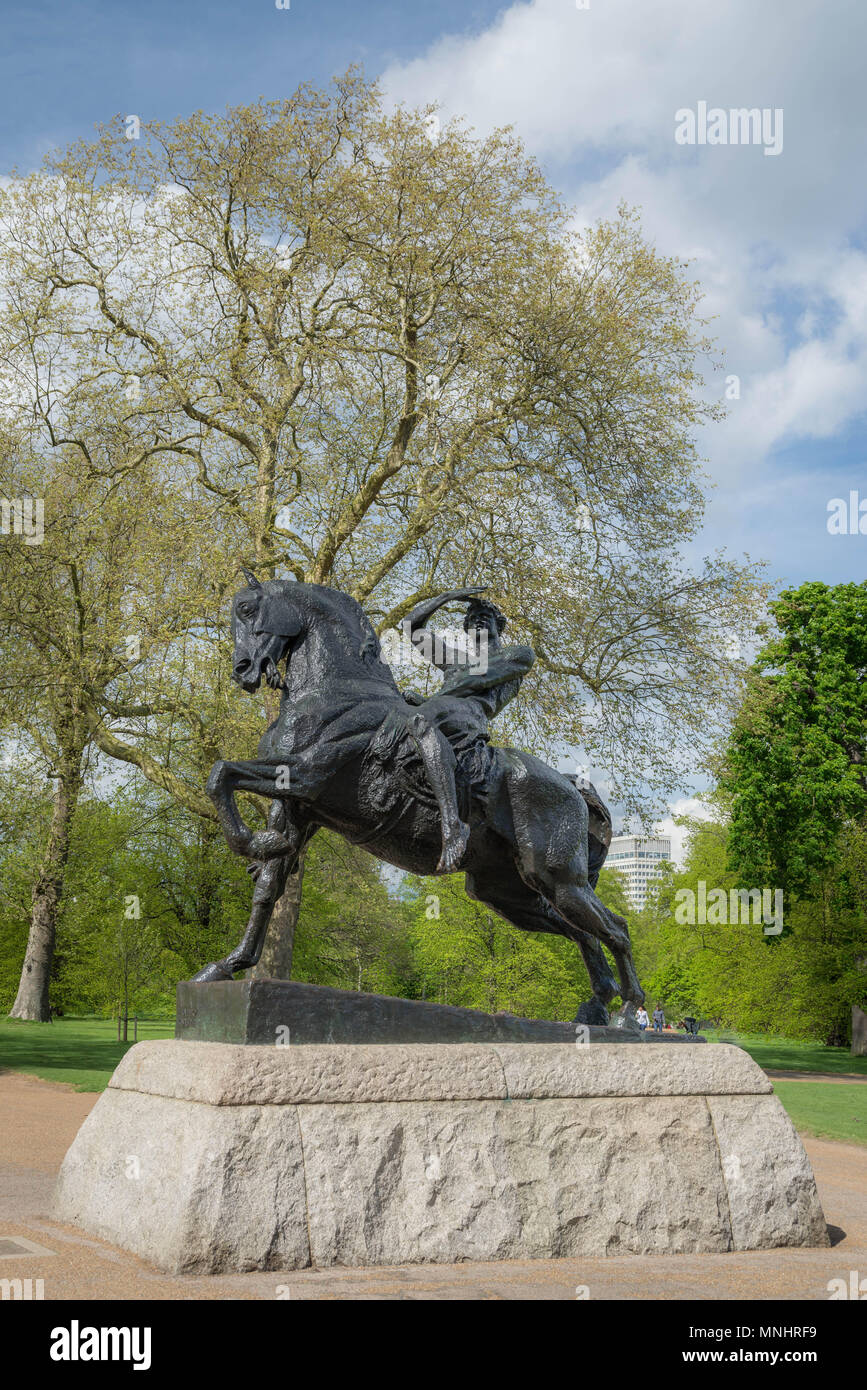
[464, 598, 507, 640]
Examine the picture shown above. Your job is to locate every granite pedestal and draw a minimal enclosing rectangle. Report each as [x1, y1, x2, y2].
[54, 992, 828, 1273]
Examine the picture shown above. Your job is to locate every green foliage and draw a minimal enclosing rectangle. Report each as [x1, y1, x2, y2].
[0, 780, 256, 1015]
[406, 874, 585, 1019]
[722, 581, 867, 895]
[291, 834, 415, 996]
[643, 814, 867, 1043]
[709, 581, 867, 1043]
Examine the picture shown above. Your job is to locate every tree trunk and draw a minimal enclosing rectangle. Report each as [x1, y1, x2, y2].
[250, 853, 307, 981]
[9, 758, 82, 1022]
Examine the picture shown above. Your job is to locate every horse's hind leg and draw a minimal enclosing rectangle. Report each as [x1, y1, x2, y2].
[535, 866, 645, 1013]
[571, 937, 621, 1025]
[551, 879, 645, 1015]
[465, 866, 620, 1022]
[504, 769, 646, 1013]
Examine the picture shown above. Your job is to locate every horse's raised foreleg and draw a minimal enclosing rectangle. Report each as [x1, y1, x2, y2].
[206, 758, 299, 859]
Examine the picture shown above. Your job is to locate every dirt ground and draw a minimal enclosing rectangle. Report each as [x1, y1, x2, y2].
[0, 1068, 864, 1301]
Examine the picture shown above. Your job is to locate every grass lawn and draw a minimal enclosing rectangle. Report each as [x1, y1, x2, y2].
[0, 1015, 174, 1091]
[705, 1029, 867, 1077]
[771, 1080, 867, 1147]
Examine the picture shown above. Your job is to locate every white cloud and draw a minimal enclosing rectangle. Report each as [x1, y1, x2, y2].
[383, 0, 867, 476]
[654, 797, 716, 869]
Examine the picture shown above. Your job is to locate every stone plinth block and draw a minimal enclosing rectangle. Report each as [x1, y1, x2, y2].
[54, 1042, 828, 1274]
[175, 978, 707, 1045]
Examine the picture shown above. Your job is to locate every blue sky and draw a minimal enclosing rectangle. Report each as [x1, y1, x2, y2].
[3, 0, 866, 846]
[0, 1, 502, 170]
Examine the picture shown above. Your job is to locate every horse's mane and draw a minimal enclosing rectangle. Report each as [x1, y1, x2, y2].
[269, 580, 394, 683]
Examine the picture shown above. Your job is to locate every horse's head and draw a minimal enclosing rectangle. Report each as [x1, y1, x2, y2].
[230, 571, 400, 697]
[230, 570, 303, 693]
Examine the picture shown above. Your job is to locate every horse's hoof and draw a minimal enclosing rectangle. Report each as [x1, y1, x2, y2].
[612, 1002, 641, 1033]
[574, 997, 609, 1026]
[248, 829, 295, 860]
[189, 961, 236, 983]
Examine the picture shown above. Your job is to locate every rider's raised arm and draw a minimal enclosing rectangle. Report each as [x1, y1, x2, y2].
[403, 588, 486, 673]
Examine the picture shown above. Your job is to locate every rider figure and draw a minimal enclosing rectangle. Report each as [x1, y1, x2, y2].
[400, 592, 534, 872]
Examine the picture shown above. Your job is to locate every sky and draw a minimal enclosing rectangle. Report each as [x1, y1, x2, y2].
[2, 0, 865, 861]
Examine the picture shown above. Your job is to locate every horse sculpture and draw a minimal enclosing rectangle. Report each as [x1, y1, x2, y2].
[195, 574, 645, 1026]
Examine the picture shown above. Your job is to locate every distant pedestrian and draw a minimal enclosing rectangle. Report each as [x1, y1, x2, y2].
[652, 1005, 665, 1033]
[636, 1006, 649, 1031]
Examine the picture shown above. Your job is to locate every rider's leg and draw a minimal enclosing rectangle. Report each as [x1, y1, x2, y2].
[405, 711, 470, 873]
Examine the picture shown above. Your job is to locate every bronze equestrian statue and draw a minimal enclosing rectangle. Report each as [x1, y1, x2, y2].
[194, 574, 644, 1026]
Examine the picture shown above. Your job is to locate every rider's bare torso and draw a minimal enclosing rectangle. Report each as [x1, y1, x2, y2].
[408, 643, 534, 766]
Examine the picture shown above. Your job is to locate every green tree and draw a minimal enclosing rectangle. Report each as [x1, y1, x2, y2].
[0, 70, 766, 986]
[722, 581, 867, 893]
[719, 581, 867, 1041]
[407, 873, 581, 1018]
[0, 424, 235, 1017]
